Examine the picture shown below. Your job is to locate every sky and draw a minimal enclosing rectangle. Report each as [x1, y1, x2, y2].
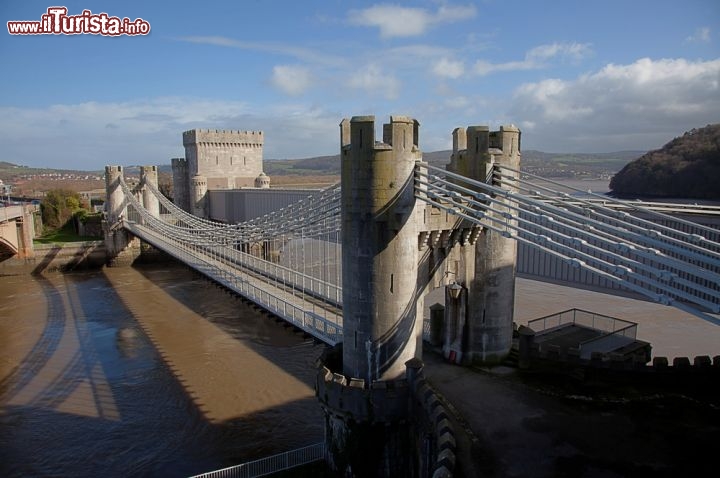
[1, 0, 718, 170]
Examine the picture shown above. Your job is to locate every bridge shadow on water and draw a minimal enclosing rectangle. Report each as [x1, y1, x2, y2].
[0, 263, 326, 478]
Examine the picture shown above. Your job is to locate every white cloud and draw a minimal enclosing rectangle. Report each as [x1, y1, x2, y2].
[474, 42, 592, 76]
[474, 59, 532, 76]
[509, 57, 720, 151]
[348, 64, 401, 100]
[349, 3, 476, 38]
[444, 95, 470, 109]
[271, 65, 313, 96]
[176, 36, 345, 67]
[685, 27, 711, 44]
[432, 58, 465, 78]
[526, 42, 592, 62]
[0, 98, 343, 169]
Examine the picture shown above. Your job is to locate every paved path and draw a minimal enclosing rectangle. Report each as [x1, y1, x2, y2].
[513, 277, 720, 359]
[422, 276, 720, 476]
[424, 276, 720, 360]
[423, 352, 718, 477]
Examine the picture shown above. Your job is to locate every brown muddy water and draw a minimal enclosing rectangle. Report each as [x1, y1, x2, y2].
[0, 263, 326, 477]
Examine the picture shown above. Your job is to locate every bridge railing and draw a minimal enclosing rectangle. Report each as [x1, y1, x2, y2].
[527, 308, 637, 337]
[137, 181, 343, 307]
[189, 442, 326, 478]
[205, 242, 342, 308]
[124, 221, 343, 345]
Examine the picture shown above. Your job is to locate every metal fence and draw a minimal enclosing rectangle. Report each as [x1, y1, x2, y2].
[528, 308, 637, 339]
[189, 442, 326, 478]
[528, 308, 639, 358]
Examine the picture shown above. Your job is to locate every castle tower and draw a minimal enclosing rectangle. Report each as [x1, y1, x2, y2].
[140, 166, 159, 219]
[318, 116, 423, 476]
[452, 124, 521, 364]
[341, 115, 423, 382]
[254, 172, 270, 189]
[171, 158, 189, 211]
[190, 174, 208, 217]
[182, 129, 264, 190]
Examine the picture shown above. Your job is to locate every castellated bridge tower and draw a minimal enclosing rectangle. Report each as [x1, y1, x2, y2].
[341, 115, 423, 382]
[318, 116, 424, 477]
[140, 166, 160, 219]
[449, 124, 521, 363]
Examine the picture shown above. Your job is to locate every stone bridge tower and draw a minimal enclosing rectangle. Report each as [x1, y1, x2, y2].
[318, 116, 424, 476]
[104, 165, 163, 265]
[341, 115, 424, 382]
[318, 116, 521, 476]
[448, 125, 521, 364]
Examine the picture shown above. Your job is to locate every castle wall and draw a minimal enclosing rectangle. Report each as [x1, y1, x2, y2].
[207, 188, 320, 224]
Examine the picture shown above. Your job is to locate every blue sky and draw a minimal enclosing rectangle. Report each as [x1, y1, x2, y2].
[1, 0, 718, 170]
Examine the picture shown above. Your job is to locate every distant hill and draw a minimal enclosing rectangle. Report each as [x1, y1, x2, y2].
[1, 148, 640, 183]
[264, 149, 639, 178]
[609, 124, 720, 199]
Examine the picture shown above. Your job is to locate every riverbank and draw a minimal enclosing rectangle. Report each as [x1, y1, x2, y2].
[0, 241, 107, 275]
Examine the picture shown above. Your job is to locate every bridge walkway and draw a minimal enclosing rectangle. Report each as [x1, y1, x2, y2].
[125, 222, 343, 345]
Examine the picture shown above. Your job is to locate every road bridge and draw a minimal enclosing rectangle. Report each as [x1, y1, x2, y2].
[0, 204, 37, 259]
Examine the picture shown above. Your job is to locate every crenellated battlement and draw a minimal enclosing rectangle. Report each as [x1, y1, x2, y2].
[182, 129, 264, 147]
[341, 115, 420, 153]
[171, 157, 187, 168]
[452, 124, 520, 157]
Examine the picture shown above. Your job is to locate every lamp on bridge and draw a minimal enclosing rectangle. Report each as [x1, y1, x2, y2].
[444, 281, 467, 364]
[448, 281, 462, 300]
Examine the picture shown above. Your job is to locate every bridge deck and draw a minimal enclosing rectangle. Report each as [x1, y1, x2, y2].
[125, 222, 343, 345]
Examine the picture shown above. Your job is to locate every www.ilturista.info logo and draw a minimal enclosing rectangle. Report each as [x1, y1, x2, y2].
[7, 7, 150, 36]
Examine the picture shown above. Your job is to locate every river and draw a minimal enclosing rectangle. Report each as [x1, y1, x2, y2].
[0, 263, 325, 477]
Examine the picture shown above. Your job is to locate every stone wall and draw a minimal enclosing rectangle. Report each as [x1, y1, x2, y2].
[406, 359, 457, 478]
[316, 346, 457, 477]
[519, 331, 720, 386]
[0, 241, 107, 274]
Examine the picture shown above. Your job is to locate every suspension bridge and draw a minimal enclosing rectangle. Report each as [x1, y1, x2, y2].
[102, 116, 720, 476]
[106, 157, 720, 344]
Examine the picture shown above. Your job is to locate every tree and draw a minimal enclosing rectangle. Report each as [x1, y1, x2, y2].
[610, 124, 720, 199]
[41, 189, 84, 230]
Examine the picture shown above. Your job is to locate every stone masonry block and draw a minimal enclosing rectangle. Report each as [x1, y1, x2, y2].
[652, 357, 669, 369]
[694, 355, 712, 368]
[432, 465, 452, 478]
[673, 357, 691, 369]
[437, 418, 452, 436]
[437, 431, 456, 452]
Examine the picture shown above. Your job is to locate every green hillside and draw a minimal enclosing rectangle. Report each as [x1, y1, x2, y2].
[610, 124, 720, 199]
